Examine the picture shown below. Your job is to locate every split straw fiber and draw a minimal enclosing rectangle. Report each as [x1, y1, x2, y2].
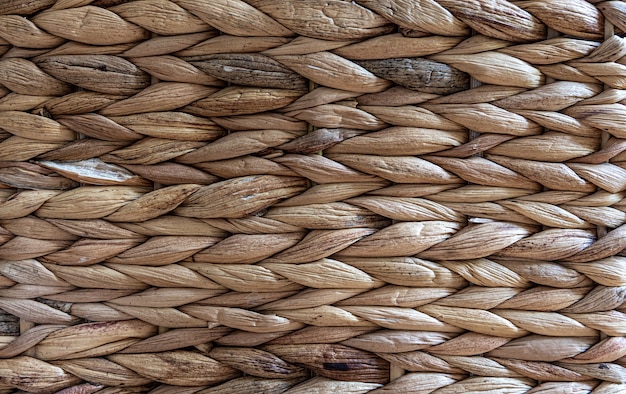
[0, 0, 626, 392]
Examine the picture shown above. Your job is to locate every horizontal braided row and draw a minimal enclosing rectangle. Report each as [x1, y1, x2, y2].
[0, 320, 624, 389]
[2, 180, 626, 227]
[1, 376, 624, 394]
[0, 34, 624, 93]
[2, 183, 626, 263]
[0, 0, 619, 41]
[0, 270, 625, 332]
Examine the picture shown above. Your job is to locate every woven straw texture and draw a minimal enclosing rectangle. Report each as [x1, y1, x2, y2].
[1, 0, 626, 393]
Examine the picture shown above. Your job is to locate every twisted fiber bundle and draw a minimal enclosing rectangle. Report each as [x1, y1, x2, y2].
[1, 0, 626, 392]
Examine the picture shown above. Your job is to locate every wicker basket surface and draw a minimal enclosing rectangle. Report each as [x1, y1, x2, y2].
[0, 0, 626, 392]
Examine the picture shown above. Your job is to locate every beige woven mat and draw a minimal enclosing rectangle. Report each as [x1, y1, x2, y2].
[0, 0, 626, 392]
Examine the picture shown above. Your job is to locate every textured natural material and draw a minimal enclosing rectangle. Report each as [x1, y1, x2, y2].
[0, 0, 626, 393]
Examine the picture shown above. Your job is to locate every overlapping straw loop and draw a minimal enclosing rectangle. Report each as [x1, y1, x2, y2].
[0, 0, 626, 392]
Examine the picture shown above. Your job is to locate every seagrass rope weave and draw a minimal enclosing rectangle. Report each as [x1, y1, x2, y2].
[0, 0, 625, 392]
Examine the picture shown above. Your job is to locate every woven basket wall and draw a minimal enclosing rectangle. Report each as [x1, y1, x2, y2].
[0, 0, 625, 393]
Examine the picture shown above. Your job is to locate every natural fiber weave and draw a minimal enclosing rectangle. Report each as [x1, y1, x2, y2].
[0, 0, 626, 392]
